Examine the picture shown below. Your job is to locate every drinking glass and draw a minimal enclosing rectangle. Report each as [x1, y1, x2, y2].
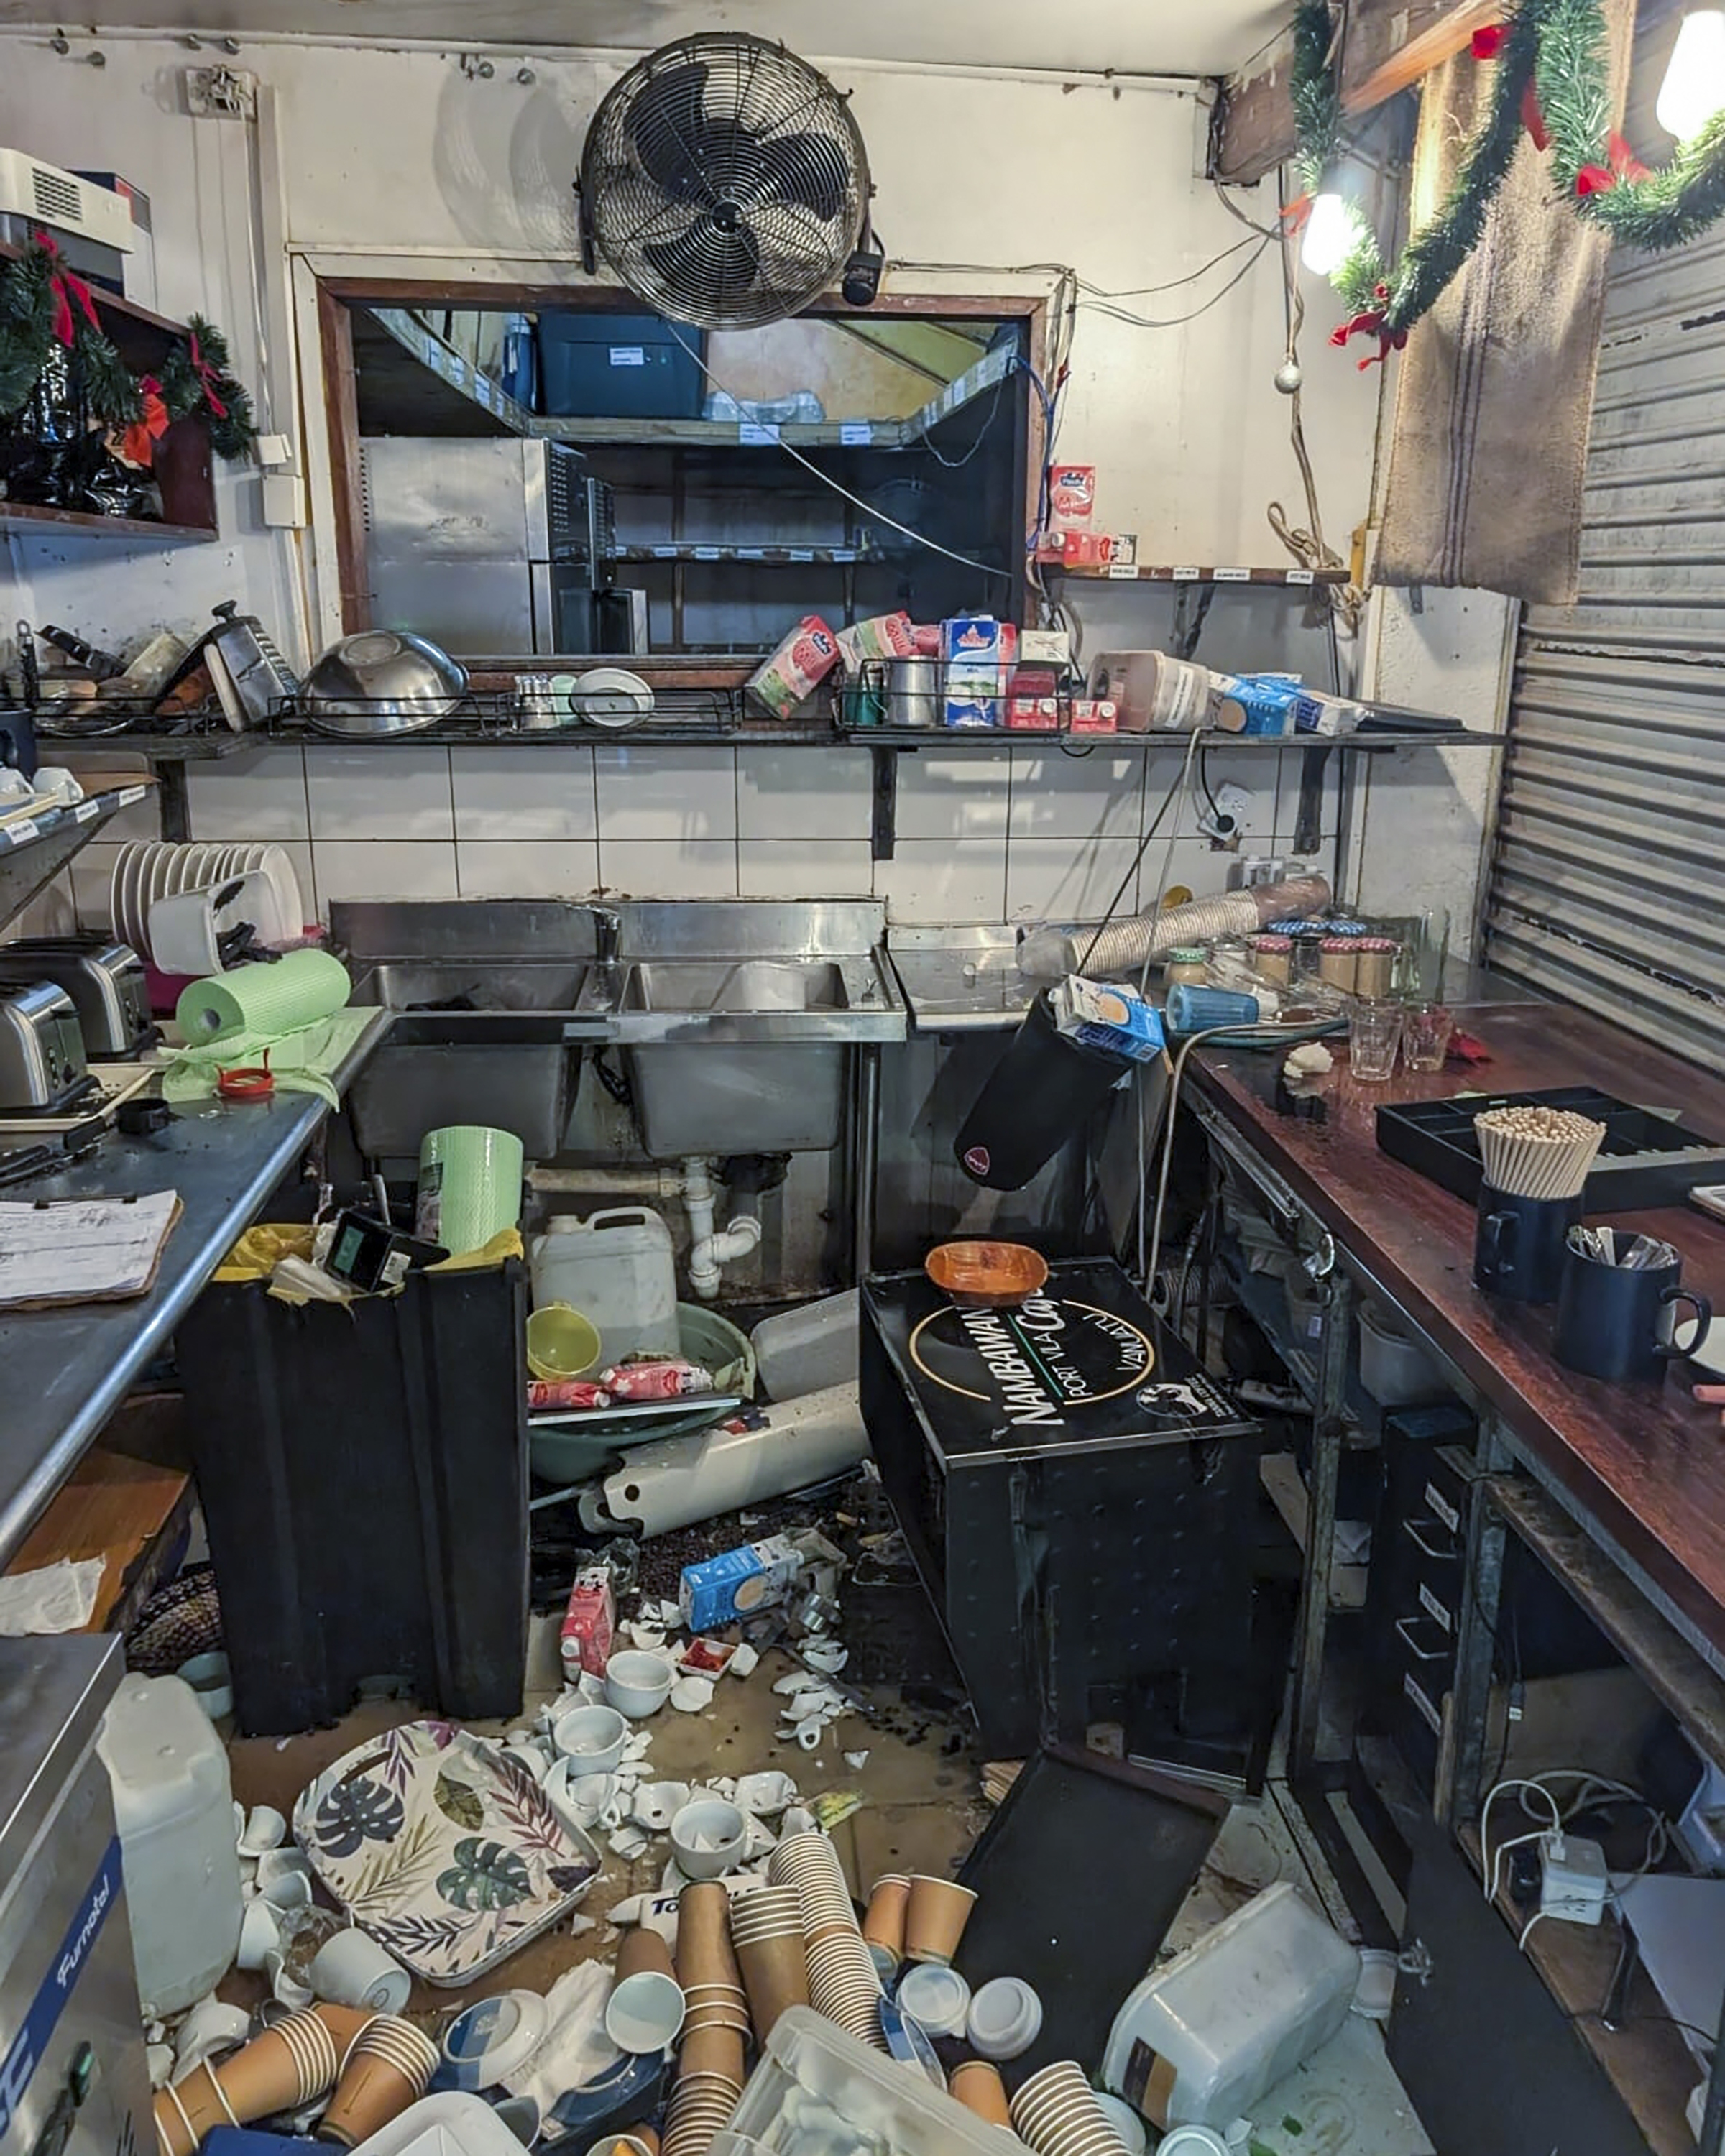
[1348, 998, 1403, 1081]
[1402, 1003, 1455, 1072]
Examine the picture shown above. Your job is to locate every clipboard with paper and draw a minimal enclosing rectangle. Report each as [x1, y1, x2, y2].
[0, 1190, 182, 1309]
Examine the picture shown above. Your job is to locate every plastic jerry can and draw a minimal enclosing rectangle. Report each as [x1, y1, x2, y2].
[96, 1672, 244, 2016]
[530, 1205, 679, 1366]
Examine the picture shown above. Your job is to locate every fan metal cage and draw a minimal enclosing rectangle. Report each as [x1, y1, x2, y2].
[579, 33, 870, 332]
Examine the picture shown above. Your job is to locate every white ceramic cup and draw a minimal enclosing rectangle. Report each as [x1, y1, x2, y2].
[236, 1895, 284, 1973]
[237, 1804, 288, 1857]
[604, 1651, 675, 1719]
[309, 1926, 413, 2015]
[255, 1849, 314, 1911]
[553, 1704, 629, 1774]
[173, 1998, 252, 2073]
[669, 1800, 746, 1881]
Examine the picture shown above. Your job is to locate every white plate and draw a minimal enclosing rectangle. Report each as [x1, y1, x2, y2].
[570, 666, 653, 730]
[260, 844, 303, 933]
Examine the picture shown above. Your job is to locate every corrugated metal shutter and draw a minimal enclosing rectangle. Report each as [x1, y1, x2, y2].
[1484, 10, 1725, 1077]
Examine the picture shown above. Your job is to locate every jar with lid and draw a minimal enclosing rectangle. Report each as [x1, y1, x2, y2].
[1164, 947, 1209, 987]
[1318, 938, 1360, 993]
[1247, 934, 1292, 986]
[1353, 937, 1399, 999]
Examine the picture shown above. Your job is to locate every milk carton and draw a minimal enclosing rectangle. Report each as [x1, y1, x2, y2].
[941, 614, 1008, 728]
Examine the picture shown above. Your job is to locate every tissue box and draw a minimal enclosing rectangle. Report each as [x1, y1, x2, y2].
[679, 1535, 805, 1631]
[1291, 690, 1363, 737]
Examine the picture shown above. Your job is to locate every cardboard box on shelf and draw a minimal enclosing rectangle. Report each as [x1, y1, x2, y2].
[1046, 464, 1097, 532]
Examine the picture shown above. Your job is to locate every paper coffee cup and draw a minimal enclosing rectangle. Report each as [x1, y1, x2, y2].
[861, 1876, 909, 1962]
[903, 1876, 978, 1966]
[735, 1931, 809, 2040]
[951, 2062, 1013, 2128]
[674, 1883, 741, 1991]
[617, 1927, 677, 1984]
[315, 2053, 426, 2147]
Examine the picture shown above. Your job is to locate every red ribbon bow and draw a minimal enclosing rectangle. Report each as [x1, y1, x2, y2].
[1471, 22, 1510, 57]
[33, 229, 100, 349]
[119, 374, 170, 469]
[1329, 284, 1408, 369]
[1281, 192, 1315, 234]
[1577, 130, 1651, 195]
[187, 331, 228, 420]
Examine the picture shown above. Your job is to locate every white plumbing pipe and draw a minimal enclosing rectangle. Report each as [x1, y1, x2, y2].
[682, 1157, 761, 1299]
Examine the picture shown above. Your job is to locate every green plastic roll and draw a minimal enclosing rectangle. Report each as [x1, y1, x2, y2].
[175, 948, 352, 1044]
[416, 1125, 524, 1256]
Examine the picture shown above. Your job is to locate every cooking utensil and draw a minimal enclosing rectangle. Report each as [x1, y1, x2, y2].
[885, 657, 939, 728]
[568, 666, 653, 730]
[301, 631, 469, 737]
[207, 600, 300, 728]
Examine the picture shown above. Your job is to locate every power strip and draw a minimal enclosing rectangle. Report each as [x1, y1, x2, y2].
[1540, 1831, 1609, 1925]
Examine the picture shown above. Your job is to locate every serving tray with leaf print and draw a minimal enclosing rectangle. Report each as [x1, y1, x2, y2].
[293, 1719, 601, 1984]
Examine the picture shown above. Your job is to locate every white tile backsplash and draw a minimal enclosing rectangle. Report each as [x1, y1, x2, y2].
[873, 839, 1006, 925]
[311, 842, 458, 911]
[738, 840, 875, 899]
[305, 747, 454, 839]
[736, 748, 871, 839]
[452, 747, 597, 840]
[601, 839, 738, 898]
[185, 745, 310, 838]
[594, 747, 737, 841]
[1008, 751, 1144, 842]
[1007, 836, 1144, 923]
[458, 839, 602, 898]
[891, 751, 1011, 842]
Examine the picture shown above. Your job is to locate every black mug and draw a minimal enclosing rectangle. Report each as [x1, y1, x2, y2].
[1554, 1230, 1711, 1382]
[1473, 1187, 1583, 1304]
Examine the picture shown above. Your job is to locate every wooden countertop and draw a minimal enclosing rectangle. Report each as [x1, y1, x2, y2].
[1191, 1003, 1725, 1654]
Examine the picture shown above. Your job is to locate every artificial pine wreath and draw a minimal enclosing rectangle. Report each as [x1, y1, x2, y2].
[1290, 0, 1725, 361]
[0, 230, 257, 461]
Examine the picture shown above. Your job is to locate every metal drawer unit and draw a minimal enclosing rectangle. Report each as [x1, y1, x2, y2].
[0, 1636, 151, 2156]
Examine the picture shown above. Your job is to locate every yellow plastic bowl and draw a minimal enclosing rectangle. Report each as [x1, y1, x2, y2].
[526, 1302, 602, 1380]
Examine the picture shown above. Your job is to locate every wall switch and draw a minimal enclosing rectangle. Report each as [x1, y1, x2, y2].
[255, 433, 292, 468]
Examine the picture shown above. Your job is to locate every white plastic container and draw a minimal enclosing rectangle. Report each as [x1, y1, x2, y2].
[750, 1289, 859, 1401]
[1101, 1881, 1360, 2129]
[529, 1206, 678, 1365]
[1356, 1302, 1448, 1406]
[96, 1672, 244, 2016]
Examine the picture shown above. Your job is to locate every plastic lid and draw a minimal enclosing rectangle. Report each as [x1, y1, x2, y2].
[1319, 936, 1357, 952]
[1165, 946, 1208, 963]
[1248, 934, 1292, 951]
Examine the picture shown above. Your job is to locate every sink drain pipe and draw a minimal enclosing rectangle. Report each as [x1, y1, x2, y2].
[684, 1157, 761, 1299]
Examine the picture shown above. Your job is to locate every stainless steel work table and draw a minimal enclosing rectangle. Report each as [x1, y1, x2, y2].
[0, 1010, 389, 1570]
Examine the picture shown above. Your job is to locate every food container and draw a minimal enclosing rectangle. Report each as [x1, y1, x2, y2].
[1317, 938, 1359, 993]
[1163, 949, 1209, 987]
[96, 1672, 244, 2016]
[1353, 937, 1399, 999]
[1356, 1302, 1450, 1406]
[1101, 1881, 1360, 2129]
[1246, 934, 1292, 985]
[530, 1207, 678, 1367]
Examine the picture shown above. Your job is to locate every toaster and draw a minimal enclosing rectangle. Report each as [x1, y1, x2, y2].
[0, 982, 90, 1111]
[0, 938, 152, 1057]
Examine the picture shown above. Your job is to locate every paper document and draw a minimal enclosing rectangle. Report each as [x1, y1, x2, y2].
[0, 1189, 181, 1308]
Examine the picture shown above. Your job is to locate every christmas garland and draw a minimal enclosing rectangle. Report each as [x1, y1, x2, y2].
[1289, 0, 1725, 364]
[0, 231, 257, 462]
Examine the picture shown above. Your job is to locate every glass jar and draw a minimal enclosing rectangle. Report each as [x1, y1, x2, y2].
[1163, 947, 1209, 986]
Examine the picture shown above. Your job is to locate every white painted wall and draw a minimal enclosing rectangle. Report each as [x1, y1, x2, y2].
[0, 31, 1501, 931]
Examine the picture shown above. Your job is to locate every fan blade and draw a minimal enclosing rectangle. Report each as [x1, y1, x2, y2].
[626, 60, 719, 204]
[753, 130, 851, 221]
[642, 218, 762, 301]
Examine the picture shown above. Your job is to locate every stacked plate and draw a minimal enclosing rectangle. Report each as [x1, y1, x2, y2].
[1010, 2062, 1131, 2156]
[111, 842, 305, 958]
[661, 2067, 741, 2156]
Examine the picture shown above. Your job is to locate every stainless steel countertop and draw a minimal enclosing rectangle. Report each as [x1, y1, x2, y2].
[0, 1010, 389, 1570]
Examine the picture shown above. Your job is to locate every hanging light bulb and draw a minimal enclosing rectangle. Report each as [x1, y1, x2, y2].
[1301, 192, 1360, 278]
[1657, 9, 1725, 140]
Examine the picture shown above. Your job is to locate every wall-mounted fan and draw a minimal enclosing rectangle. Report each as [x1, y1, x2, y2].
[577, 33, 871, 332]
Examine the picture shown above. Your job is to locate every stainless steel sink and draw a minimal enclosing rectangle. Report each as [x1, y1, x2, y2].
[359, 959, 591, 1013]
[331, 896, 906, 1162]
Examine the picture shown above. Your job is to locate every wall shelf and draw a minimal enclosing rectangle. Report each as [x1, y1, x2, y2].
[1046, 563, 1351, 586]
[0, 241, 218, 542]
[0, 502, 217, 543]
[366, 305, 1016, 453]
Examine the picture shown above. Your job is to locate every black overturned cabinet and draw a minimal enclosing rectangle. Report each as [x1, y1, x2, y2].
[861, 1258, 1261, 1756]
[177, 1258, 530, 1734]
